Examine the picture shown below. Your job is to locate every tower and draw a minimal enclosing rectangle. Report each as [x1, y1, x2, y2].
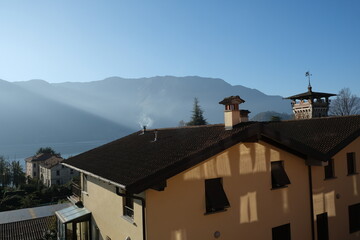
[219, 96, 250, 130]
[285, 72, 336, 119]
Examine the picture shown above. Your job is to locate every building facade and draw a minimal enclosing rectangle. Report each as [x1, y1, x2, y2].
[57, 96, 360, 240]
[39, 157, 78, 187]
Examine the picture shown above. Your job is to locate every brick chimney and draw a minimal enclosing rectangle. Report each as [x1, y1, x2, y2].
[219, 96, 250, 130]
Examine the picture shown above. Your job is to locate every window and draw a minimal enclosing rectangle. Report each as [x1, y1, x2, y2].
[33, 163, 36, 167]
[347, 152, 357, 175]
[205, 178, 230, 214]
[324, 159, 335, 179]
[56, 170, 60, 176]
[70, 169, 74, 174]
[33, 171, 37, 177]
[123, 196, 134, 219]
[317, 212, 329, 240]
[271, 161, 291, 189]
[272, 223, 291, 240]
[56, 180, 60, 185]
[83, 174, 88, 193]
[349, 203, 360, 233]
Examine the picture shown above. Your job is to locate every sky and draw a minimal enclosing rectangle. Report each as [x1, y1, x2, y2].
[0, 0, 359, 96]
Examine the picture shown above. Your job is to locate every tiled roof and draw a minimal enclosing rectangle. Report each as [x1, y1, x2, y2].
[40, 156, 63, 169]
[265, 115, 360, 158]
[0, 216, 55, 240]
[25, 153, 55, 162]
[63, 115, 360, 193]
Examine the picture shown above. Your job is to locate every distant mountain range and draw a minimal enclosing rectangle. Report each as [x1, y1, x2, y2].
[0, 76, 292, 145]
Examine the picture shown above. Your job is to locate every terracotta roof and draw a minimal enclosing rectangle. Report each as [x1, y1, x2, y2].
[0, 216, 55, 240]
[63, 115, 360, 193]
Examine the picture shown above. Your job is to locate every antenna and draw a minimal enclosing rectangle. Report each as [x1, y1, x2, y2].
[305, 71, 312, 91]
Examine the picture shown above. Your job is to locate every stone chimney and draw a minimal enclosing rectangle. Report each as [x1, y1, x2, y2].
[219, 96, 249, 130]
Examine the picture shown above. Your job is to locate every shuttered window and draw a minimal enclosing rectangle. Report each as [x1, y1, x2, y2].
[272, 223, 291, 240]
[347, 152, 357, 175]
[349, 203, 360, 233]
[271, 161, 291, 189]
[205, 178, 230, 213]
[324, 159, 335, 179]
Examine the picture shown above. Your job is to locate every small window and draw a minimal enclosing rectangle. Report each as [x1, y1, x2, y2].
[272, 223, 291, 240]
[62, 165, 65, 169]
[70, 169, 74, 174]
[123, 196, 134, 218]
[347, 152, 357, 175]
[205, 178, 230, 214]
[271, 161, 291, 189]
[324, 159, 335, 179]
[33, 163, 36, 167]
[83, 174, 88, 192]
[349, 203, 360, 233]
[56, 180, 60, 185]
[56, 170, 60, 176]
[33, 171, 37, 177]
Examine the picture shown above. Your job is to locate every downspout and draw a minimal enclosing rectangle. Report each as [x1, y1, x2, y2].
[116, 187, 146, 240]
[308, 165, 315, 240]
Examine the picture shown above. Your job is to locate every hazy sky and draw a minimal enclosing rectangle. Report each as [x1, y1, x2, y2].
[0, 0, 359, 96]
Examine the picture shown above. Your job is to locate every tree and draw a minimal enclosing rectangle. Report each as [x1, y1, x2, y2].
[186, 98, 208, 126]
[0, 156, 11, 187]
[11, 161, 26, 188]
[36, 147, 60, 156]
[330, 88, 360, 116]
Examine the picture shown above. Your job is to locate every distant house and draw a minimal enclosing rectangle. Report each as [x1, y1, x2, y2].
[25, 153, 78, 186]
[58, 93, 360, 240]
[25, 153, 58, 179]
[39, 156, 78, 187]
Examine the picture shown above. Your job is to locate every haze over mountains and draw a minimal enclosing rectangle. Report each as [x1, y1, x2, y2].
[1, 76, 291, 145]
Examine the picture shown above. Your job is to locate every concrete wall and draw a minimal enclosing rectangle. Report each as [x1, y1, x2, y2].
[312, 136, 360, 240]
[145, 141, 312, 240]
[82, 174, 144, 240]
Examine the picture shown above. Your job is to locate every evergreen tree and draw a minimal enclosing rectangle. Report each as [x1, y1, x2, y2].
[0, 156, 11, 187]
[11, 161, 26, 188]
[187, 98, 208, 126]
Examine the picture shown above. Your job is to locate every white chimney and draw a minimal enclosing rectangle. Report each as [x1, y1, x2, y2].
[219, 96, 249, 130]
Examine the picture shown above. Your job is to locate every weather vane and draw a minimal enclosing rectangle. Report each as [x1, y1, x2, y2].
[305, 71, 312, 91]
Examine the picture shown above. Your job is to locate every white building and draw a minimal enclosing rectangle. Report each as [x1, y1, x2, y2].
[39, 157, 78, 187]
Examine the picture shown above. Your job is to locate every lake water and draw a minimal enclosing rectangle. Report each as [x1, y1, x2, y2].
[0, 139, 110, 169]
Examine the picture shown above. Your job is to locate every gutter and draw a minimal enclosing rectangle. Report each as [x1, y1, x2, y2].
[116, 187, 147, 240]
[308, 165, 315, 240]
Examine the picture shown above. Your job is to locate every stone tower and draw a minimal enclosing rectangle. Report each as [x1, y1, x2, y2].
[285, 73, 336, 119]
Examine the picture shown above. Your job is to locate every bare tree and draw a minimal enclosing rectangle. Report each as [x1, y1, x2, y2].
[330, 88, 360, 116]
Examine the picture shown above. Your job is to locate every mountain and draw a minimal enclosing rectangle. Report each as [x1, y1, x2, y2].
[0, 76, 292, 145]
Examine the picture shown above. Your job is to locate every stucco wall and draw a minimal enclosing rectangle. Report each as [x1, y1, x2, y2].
[82, 174, 144, 240]
[145, 141, 312, 240]
[312, 136, 360, 240]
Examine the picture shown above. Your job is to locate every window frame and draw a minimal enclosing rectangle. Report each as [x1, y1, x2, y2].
[82, 174, 88, 193]
[271, 161, 291, 189]
[347, 152, 357, 175]
[204, 178, 230, 214]
[324, 159, 336, 180]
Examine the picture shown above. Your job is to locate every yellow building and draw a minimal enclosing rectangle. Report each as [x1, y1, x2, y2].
[57, 96, 360, 240]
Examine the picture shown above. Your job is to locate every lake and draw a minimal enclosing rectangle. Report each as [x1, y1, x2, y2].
[0, 139, 110, 169]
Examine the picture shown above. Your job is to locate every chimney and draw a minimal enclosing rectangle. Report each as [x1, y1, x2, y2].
[219, 96, 248, 130]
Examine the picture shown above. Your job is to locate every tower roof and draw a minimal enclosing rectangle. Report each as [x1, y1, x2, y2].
[285, 88, 336, 100]
[219, 95, 245, 105]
